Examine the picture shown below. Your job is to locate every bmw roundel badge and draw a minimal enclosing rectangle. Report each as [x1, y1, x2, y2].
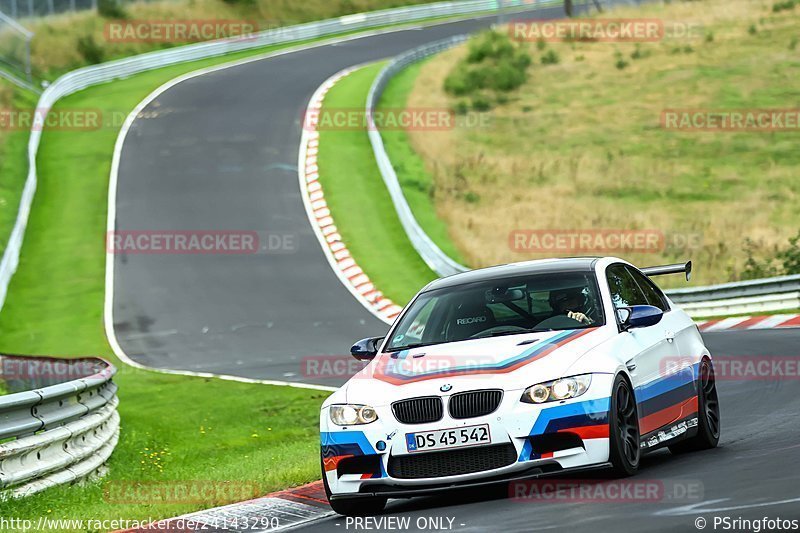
[440, 384, 453, 392]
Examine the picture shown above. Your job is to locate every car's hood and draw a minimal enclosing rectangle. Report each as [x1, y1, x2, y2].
[344, 327, 613, 405]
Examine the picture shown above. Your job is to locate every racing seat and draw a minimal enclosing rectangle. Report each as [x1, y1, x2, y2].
[446, 300, 496, 340]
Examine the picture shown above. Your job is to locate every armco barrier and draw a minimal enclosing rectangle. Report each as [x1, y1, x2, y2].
[0, 0, 540, 313]
[366, 36, 472, 278]
[365, 29, 800, 315]
[666, 274, 800, 318]
[0, 355, 119, 499]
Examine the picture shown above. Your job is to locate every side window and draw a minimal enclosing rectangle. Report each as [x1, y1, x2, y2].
[606, 265, 648, 309]
[627, 267, 670, 311]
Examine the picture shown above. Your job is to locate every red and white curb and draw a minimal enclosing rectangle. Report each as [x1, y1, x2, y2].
[298, 65, 402, 325]
[697, 314, 800, 332]
[120, 482, 330, 532]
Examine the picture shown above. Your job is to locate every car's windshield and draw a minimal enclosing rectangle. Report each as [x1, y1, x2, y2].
[386, 271, 604, 352]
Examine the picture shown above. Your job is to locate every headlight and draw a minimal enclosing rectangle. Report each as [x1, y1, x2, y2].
[521, 374, 592, 404]
[329, 404, 379, 425]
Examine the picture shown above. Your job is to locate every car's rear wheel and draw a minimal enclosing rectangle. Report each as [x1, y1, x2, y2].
[321, 453, 387, 516]
[669, 358, 720, 454]
[609, 375, 640, 476]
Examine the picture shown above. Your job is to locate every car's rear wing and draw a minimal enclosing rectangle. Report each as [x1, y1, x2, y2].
[641, 261, 692, 282]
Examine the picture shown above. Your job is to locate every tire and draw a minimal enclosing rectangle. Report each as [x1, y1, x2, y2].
[608, 374, 640, 476]
[321, 453, 387, 516]
[669, 358, 721, 454]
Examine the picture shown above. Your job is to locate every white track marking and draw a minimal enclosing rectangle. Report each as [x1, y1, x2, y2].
[701, 316, 752, 331]
[103, 26, 452, 389]
[655, 496, 800, 516]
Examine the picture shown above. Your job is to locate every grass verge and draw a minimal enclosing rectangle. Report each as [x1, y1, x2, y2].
[0, 41, 368, 524]
[317, 63, 437, 305]
[404, 0, 800, 288]
[23, 0, 443, 79]
[0, 13, 503, 519]
[0, 81, 39, 259]
[377, 60, 467, 267]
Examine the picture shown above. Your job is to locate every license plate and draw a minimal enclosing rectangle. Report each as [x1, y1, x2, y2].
[406, 424, 491, 453]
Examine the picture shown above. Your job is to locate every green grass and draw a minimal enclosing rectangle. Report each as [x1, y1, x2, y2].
[317, 63, 438, 305]
[30, 5, 495, 80]
[0, 42, 356, 524]
[0, 83, 39, 259]
[377, 60, 466, 266]
[0, 14, 495, 519]
[407, 0, 800, 287]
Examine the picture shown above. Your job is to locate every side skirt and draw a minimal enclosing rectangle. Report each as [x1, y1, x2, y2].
[639, 415, 699, 453]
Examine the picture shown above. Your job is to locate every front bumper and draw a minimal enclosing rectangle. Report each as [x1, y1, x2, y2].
[321, 374, 614, 498]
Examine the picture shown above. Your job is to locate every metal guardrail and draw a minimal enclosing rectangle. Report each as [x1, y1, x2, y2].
[366, 35, 474, 277]
[665, 275, 800, 317]
[364, 16, 800, 316]
[666, 274, 800, 303]
[0, 9, 32, 81]
[365, 0, 575, 278]
[0, 0, 541, 313]
[0, 355, 119, 499]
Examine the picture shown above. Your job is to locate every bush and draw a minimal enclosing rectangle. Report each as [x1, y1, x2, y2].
[467, 30, 515, 63]
[97, 0, 127, 19]
[471, 94, 491, 111]
[444, 30, 532, 101]
[491, 60, 527, 91]
[463, 191, 481, 203]
[741, 239, 780, 280]
[77, 35, 104, 64]
[453, 100, 469, 115]
[748, 24, 758, 35]
[741, 231, 800, 279]
[790, 37, 798, 50]
[541, 49, 560, 65]
[777, 231, 800, 274]
[630, 44, 651, 60]
[772, 0, 796, 12]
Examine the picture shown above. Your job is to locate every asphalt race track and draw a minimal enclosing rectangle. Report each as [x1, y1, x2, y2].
[111, 9, 567, 386]
[110, 6, 800, 532]
[298, 329, 800, 532]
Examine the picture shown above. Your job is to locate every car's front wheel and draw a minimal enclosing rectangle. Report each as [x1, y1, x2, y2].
[321, 453, 387, 516]
[669, 358, 720, 454]
[608, 374, 640, 476]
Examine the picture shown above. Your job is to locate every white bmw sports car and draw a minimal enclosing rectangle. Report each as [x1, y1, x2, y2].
[320, 257, 721, 516]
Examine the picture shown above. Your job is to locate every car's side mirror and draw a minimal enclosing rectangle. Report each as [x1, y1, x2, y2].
[618, 305, 663, 330]
[350, 336, 384, 360]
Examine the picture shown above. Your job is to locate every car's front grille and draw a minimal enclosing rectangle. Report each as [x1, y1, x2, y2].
[388, 443, 517, 479]
[448, 389, 503, 419]
[391, 397, 443, 424]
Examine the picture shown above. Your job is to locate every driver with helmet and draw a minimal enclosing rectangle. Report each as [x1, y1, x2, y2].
[549, 287, 594, 325]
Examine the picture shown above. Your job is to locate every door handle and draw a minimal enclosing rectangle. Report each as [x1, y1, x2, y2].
[626, 360, 636, 371]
